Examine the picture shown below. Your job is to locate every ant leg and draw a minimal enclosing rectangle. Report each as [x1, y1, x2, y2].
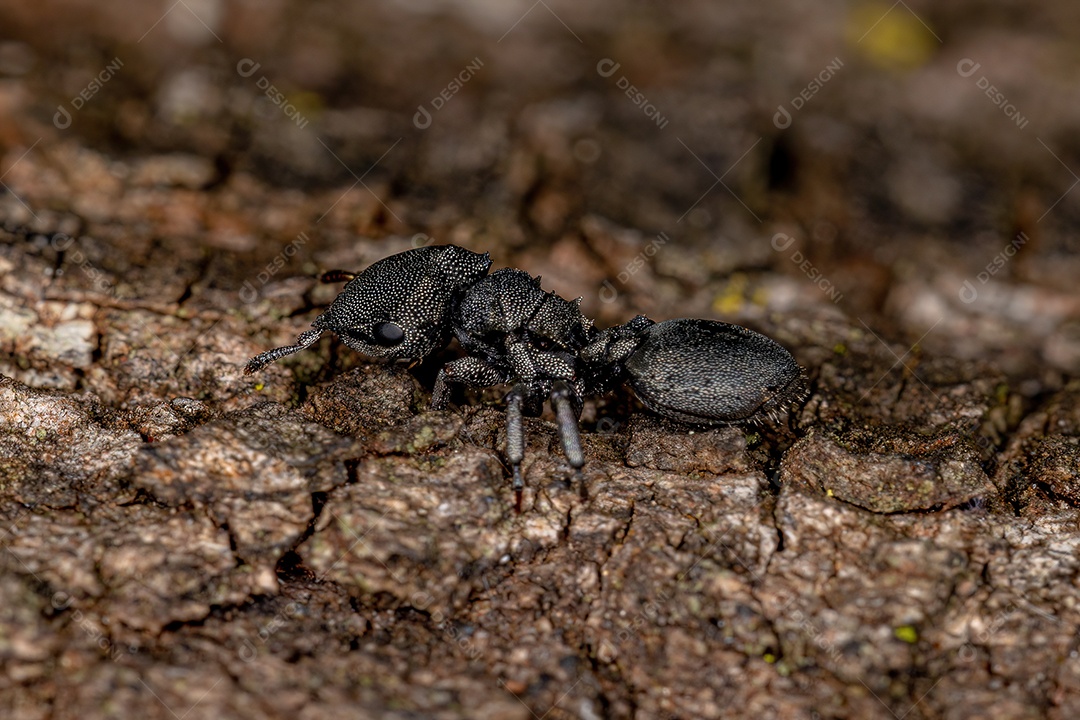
[431, 369, 452, 410]
[550, 381, 584, 473]
[320, 270, 357, 283]
[244, 328, 324, 374]
[430, 357, 506, 410]
[505, 386, 525, 492]
[429, 358, 522, 495]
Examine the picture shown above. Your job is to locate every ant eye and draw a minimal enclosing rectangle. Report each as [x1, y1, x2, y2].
[372, 321, 405, 346]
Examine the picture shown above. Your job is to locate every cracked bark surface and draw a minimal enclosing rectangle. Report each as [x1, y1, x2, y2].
[2, 1, 1080, 718]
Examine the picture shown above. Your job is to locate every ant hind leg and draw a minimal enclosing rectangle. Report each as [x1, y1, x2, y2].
[549, 381, 584, 474]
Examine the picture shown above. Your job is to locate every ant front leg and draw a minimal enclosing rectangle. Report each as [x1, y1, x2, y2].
[430, 356, 506, 410]
[429, 357, 526, 496]
[244, 328, 324, 374]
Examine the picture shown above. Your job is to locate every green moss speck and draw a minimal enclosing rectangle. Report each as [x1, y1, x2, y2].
[995, 383, 1009, 405]
[894, 625, 918, 643]
[406, 425, 437, 454]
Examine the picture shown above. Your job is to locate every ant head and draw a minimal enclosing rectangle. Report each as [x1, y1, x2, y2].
[316, 245, 491, 360]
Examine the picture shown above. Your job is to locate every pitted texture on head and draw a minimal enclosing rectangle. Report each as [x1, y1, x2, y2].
[315, 245, 491, 359]
[626, 319, 805, 424]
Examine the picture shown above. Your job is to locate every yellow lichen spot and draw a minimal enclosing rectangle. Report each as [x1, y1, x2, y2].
[894, 625, 918, 643]
[763, 652, 777, 664]
[826, 488, 834, 497]
[995, 383, 1009, 405]
[833, 343, 847, 355]
[713, 273, 748, 315]
[289, 91, 324, 116]
[848, 2, 938, 71]
[254, 383, 264, 392]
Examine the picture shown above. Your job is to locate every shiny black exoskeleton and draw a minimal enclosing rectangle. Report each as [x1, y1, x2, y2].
[244, 245, 806, 490]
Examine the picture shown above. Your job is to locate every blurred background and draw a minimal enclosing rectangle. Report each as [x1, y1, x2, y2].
[1, 0, 1077, 397]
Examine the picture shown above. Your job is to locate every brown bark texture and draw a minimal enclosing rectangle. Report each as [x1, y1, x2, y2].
[1, 2, 1079, 718]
